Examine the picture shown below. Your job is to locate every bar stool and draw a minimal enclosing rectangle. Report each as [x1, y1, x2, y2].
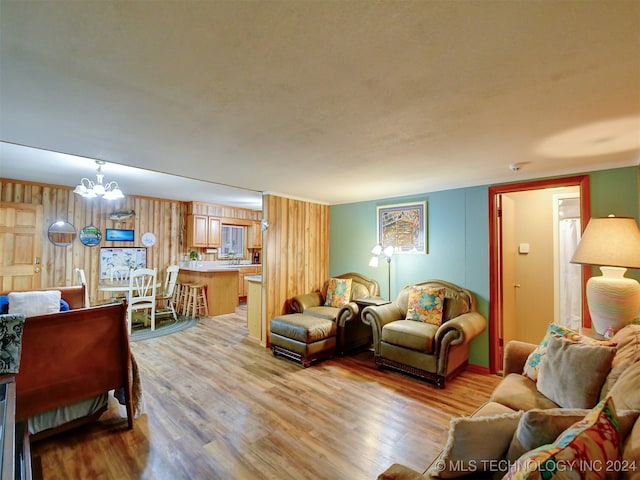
[185, 283, 209, 318]
[176, 282, 193, 316]
[172, 282, 185, 314]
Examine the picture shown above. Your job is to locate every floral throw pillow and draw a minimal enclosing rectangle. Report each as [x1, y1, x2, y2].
[503, 396, 620, 479]
[406, 286, 446, 325]
[522, 324, 616, 382]
[324, 278, 352, 307]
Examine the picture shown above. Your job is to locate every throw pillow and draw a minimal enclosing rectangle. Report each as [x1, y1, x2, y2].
[60, 299, 70, 311]
[600, 324, 640, 400]
[0, 296, 8, 314]
[405, 286, 446, 325]
[507, 407, 639, 462]
[8, 290, 61, 317]
[537, 334, 616, 409]
[522, 323, 615, 382]
[0, 313, 26, 373]
[504, 396, 621, 479]
[324, 278, 352, 308]
[607, 361, 640, 411]
[427, 410, 523, 478]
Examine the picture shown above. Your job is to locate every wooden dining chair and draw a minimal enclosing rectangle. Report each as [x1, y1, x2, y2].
[155, 265, 179, 321]
[126, 268, 157, 335]
[110, 266, 131, 282]
[74, 267, 91, 308]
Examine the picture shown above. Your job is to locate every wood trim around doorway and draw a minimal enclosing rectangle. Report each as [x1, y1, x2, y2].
[487, 175, 591, 373]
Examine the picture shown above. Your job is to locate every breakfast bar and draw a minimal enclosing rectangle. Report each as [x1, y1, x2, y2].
[177, 265, 239, 316]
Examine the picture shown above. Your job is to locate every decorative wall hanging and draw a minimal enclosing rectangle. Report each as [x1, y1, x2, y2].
[79, 225, 102, 246]
[376, 201, 427, 254]
[109, 209, 135, 221]
[105, 228, 135, 242]
[141, 232, 156, 247]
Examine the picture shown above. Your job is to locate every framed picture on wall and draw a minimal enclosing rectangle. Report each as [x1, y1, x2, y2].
[105, 228, 134, 242]
[376, 201, 427, 254]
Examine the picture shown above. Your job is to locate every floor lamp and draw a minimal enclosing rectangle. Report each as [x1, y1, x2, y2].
[570, 216, 640, 335]
[369, 245, 394, 300]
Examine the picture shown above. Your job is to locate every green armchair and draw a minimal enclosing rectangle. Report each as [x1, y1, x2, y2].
[290, 272, 380, 355]
[361, 279, 486, 388]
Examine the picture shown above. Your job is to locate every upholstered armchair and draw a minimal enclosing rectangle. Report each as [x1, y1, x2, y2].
[290, 272, 380, 355]
[361, 279, 486, 388]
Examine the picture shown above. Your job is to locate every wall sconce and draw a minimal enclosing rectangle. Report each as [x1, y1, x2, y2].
[369, 244, 394, 299]
[570, 215, 640, 335]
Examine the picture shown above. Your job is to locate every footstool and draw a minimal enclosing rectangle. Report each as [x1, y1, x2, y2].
[269, 313, 337, 367]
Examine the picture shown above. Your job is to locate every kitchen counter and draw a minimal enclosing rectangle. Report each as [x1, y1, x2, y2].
[179, 262, 261, 273]
[177, 268, 239, 316]
[180, 266, 240, 272]
[246, 275, 263, 344]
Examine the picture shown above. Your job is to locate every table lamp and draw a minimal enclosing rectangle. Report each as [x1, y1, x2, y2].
[570, 216, 640, 335]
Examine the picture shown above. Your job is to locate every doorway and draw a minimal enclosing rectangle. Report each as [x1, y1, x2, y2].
[488, 176, 591, 373]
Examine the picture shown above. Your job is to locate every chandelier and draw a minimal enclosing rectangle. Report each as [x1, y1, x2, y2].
[73, 160, 124, 200]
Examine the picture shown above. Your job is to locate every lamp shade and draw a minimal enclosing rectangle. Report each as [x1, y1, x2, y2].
[570, 216, 640, 335]
[570, 216, 640, 268]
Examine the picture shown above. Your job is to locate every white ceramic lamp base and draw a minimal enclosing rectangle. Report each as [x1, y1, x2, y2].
[587, 266, 640, 335]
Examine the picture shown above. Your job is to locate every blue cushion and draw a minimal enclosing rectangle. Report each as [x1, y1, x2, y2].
[0, 296, 8, 314]
[59, 299, 70, 311]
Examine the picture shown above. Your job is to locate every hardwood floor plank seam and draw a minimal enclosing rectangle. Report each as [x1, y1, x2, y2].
[31, 307, 500, 480]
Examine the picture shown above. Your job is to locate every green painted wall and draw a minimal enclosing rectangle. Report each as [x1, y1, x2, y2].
[329, 166, 639, 369]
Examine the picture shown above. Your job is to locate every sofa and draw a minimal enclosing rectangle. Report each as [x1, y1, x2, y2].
[361, 280, 487, 388]
[377, 323, 640, 479]
[290, 272, 380, 355]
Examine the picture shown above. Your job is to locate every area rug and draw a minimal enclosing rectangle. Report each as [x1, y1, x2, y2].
[130, 314, 199, 342]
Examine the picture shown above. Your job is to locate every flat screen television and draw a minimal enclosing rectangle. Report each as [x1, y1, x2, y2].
[105, 228, 135, 241]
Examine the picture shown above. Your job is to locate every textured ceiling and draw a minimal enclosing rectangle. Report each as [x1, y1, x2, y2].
[0, 1, 639, 209]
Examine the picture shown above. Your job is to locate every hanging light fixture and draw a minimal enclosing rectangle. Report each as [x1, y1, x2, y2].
[73, 160, 124, 200]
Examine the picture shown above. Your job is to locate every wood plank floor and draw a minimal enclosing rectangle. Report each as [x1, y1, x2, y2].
[31, 307, 500, 480]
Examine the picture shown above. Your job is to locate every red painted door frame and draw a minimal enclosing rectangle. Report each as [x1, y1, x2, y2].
[488, 175, 591, 373]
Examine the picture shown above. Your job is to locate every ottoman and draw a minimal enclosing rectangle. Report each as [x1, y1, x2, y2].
[269, 313, 337, 367]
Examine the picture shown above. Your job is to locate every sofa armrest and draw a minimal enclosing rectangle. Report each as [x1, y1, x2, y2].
[434, 311, 487, 352]
[503, 340, 537, 376]
[290, 292, 324, 313]
[361, 303, 404, 355]
[336, 302, 359, 326]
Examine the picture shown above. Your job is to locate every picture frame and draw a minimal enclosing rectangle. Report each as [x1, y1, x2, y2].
[105, 228, 134, 242]
[376, 201, 427, 254]
[99, 247, 147, 280]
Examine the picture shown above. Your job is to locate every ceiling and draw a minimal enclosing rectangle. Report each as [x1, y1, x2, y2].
[1, 1, 639, 210]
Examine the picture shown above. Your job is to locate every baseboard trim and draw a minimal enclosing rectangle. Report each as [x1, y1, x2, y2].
[466, 363, 491, 375]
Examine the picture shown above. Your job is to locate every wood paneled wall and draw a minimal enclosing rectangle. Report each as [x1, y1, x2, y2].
[262, 194, 329, 341]
[189, 201, 261, 220]
[0, 180, 330, 340]
[0, 178, 186, 305]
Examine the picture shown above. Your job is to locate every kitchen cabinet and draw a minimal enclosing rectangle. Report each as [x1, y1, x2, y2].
[247, 221, 262, 248]
[187, 215, 221, 248]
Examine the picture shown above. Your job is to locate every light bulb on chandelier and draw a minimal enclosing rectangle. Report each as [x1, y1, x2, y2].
[73, 160, 124, 200]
